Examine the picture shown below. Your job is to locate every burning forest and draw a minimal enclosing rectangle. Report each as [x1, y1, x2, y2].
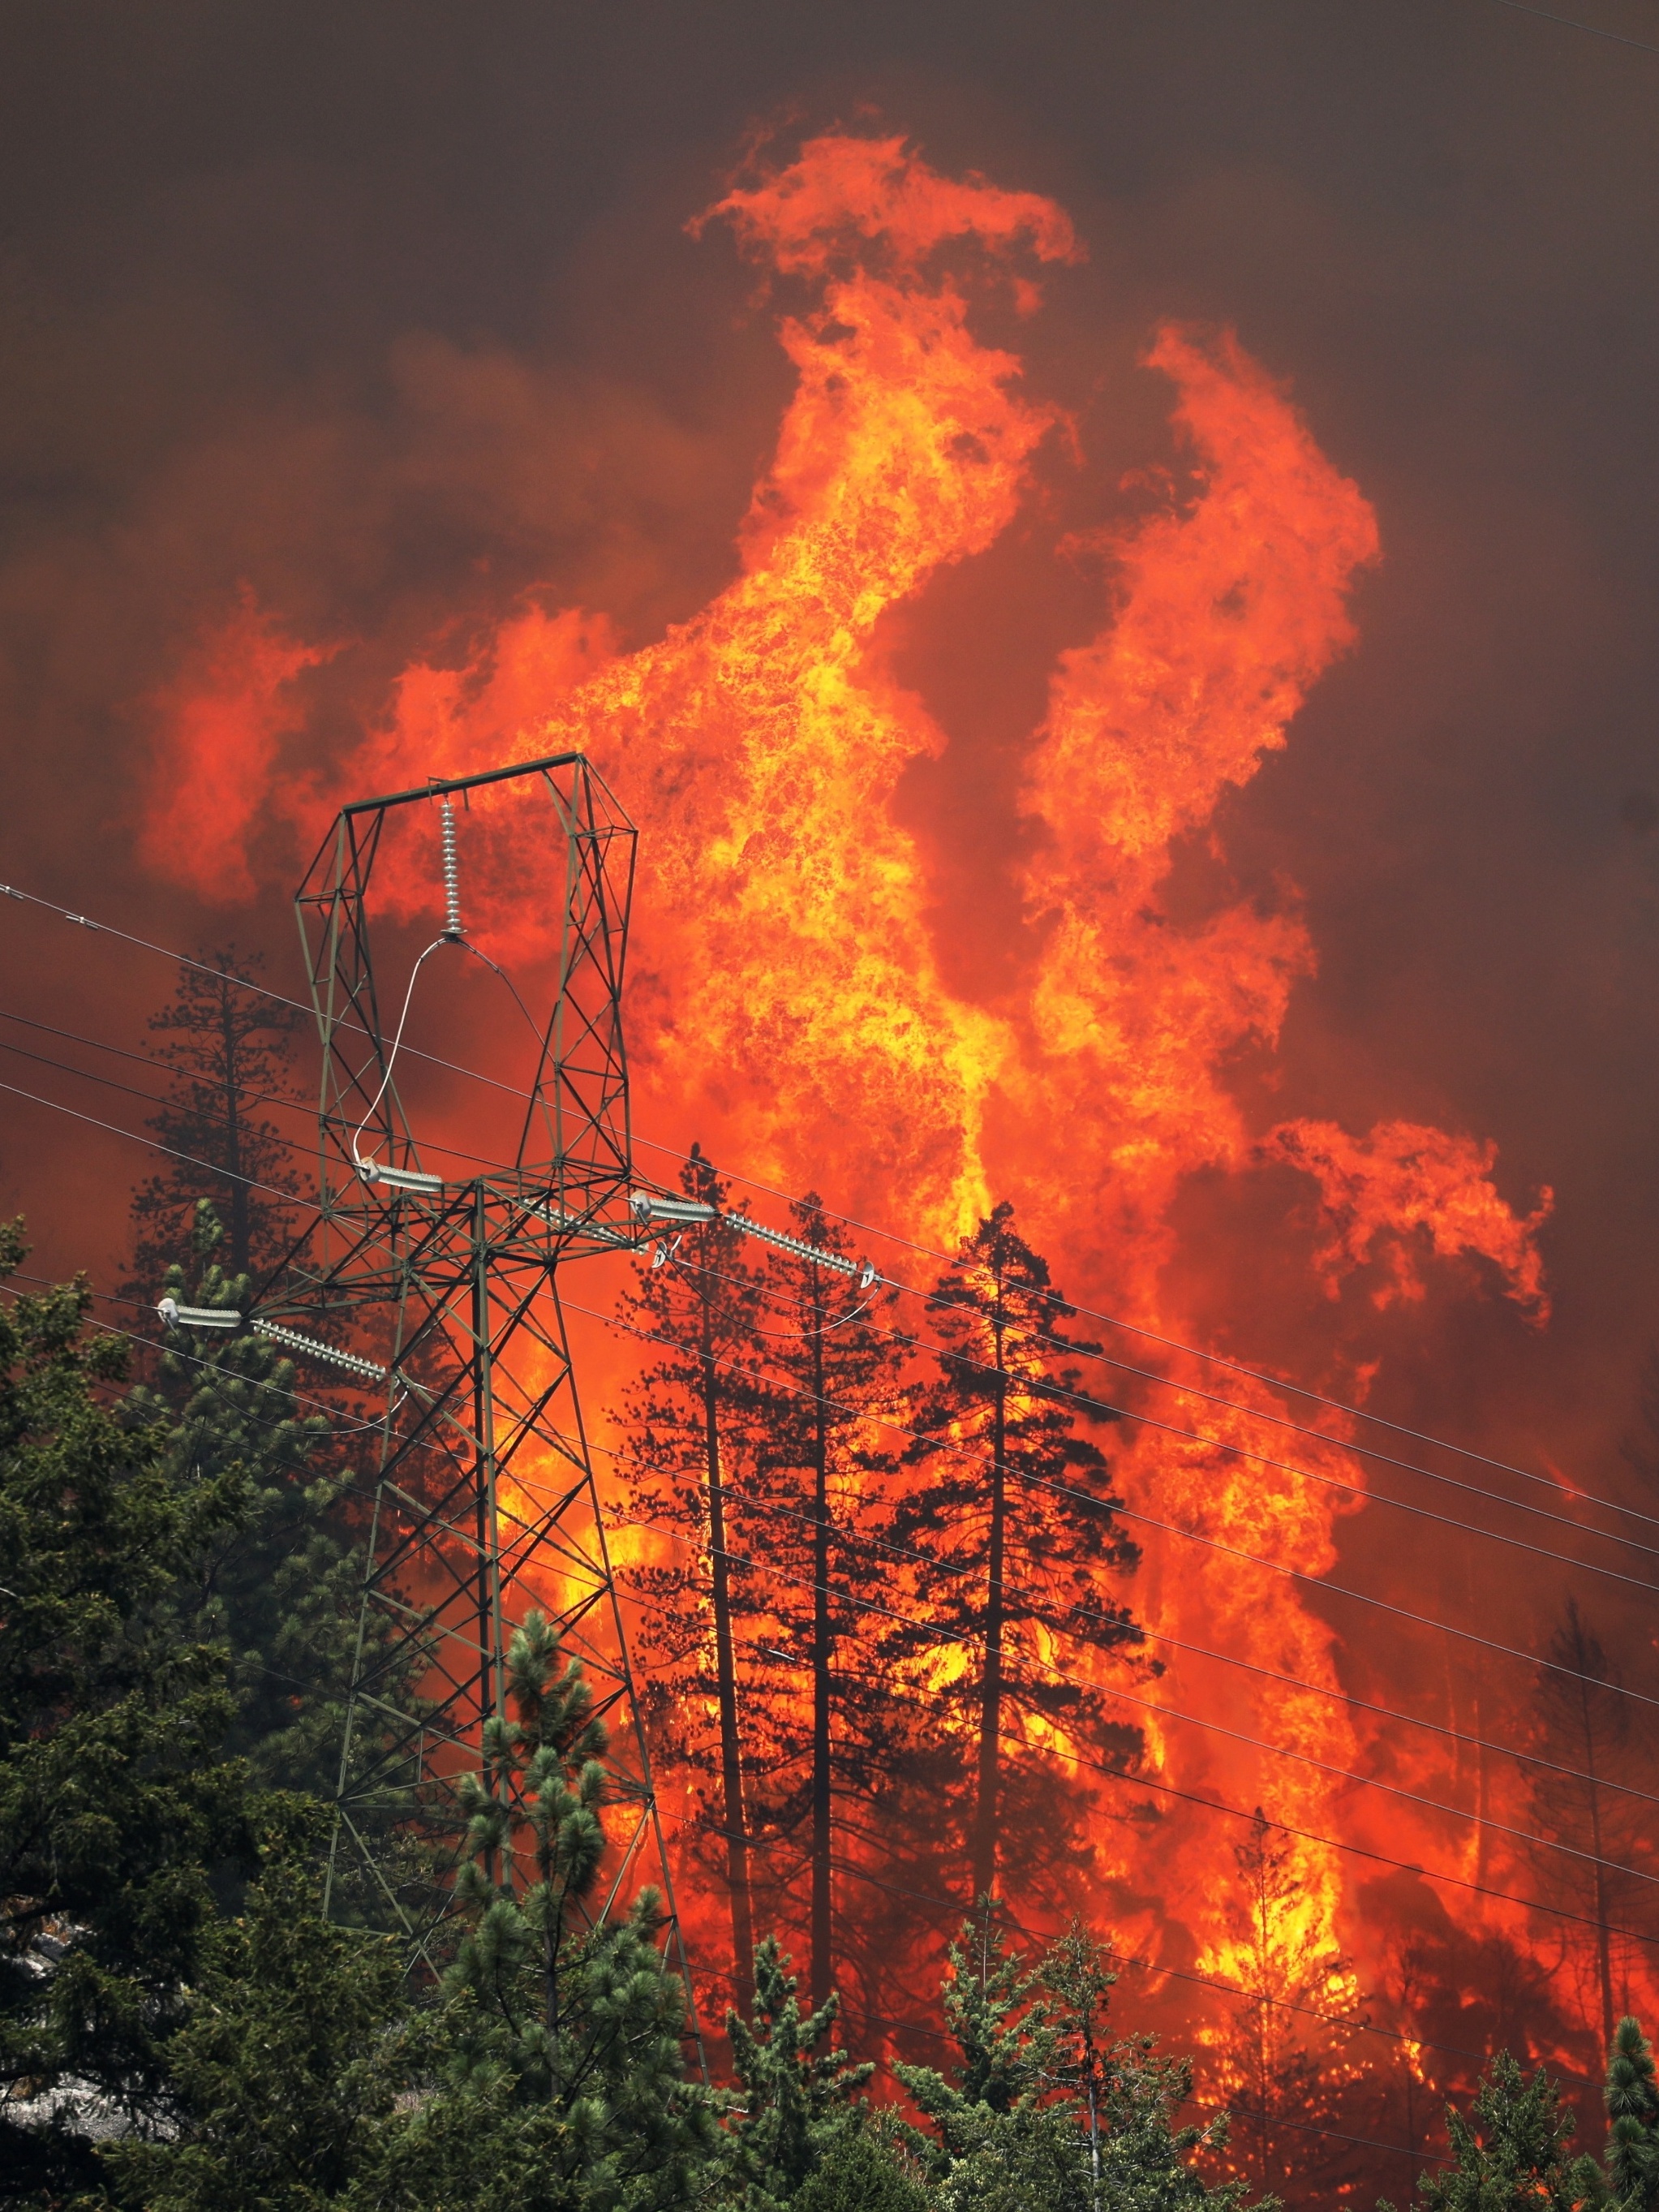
[4, 27, 1659, 2212]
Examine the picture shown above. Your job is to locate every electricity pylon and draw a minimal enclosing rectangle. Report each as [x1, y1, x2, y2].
[264, 752, 681, 1981]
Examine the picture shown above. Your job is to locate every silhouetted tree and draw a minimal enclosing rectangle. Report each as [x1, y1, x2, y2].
[125, 947, 304, 1298]
[1524, 1599, 1654, 2054]
[748, 1193, 908, 2012]
[616, 1144, 771, 2008]
[1224, 1809, 1356, 2199]
[889, 1202, 1143, 1902]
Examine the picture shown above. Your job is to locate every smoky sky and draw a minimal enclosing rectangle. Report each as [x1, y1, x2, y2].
[3, 0, 1659, 1502]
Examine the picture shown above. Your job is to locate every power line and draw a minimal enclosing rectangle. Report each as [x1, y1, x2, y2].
[1483, 0, 1659, 58]
[531, 1413, 1659, 1929]
[20, 990, 1650, 1594]
[687, 1952, 1450, 2171]
[710, 1803, 1552, 2102]
[2, 1030, 1644, 1715]
[6, 1002, 1635, 1606]
[0, 885, 1585, 1513]
[678, 1241, 1659, 1561]
[581, 1282, 1659, 1711]
[627, 1423, 1659, 1819]
[28, 971, 1644, 1573]
[13, 1275, 1653, 2020]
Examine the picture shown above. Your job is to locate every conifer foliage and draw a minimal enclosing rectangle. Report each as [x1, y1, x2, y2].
[125, 948, 303, 1296]
[617, 1145, 770, 2006]
[890, 1202, 1145, 1901]
[0, 1222, 264, 2197]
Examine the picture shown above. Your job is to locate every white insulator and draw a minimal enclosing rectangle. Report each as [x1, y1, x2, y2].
[628, 1191, 719, 1224]
[440, 798, 462, 940]
[626, 1194, 879, 1289]
[728, 1216, 862, 1280]
[157, 1296, 242, 1331]
[359, 1161, 445, 1195]
[251, 1318, 388, 1382]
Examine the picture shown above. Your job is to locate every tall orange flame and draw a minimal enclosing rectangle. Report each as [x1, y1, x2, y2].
[138, 130, 1560, 2064]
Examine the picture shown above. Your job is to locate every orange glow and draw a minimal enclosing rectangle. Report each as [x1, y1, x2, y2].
[139, 583, 331, 902]
[139, 131, 1569, 2080]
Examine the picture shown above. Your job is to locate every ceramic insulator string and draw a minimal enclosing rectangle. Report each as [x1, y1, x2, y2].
[440, 798, 462, 940]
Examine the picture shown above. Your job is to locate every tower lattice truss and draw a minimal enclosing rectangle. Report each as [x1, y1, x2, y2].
[262, 752, 673, 1969]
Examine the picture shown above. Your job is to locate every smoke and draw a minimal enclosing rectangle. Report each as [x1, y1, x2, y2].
[4, 0, 1659, 2139]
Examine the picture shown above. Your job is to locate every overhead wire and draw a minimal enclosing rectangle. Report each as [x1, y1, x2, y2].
[0, 884, 1600, 1522]
[11, 1272, 1652, 2080]
[672, 1241, 1659, 1564]
[5, 1060, 1653, 1724]
[601, 1411, 1659, 1820]
[26, 1253, 1657, 1979]
[566, 1394, 1659, 1909]
[19, 980, 1627, 1569]
[681, 1792, 1566, 2104]
[5, 1000, 1654, 1607]
[1482, 0, 1659, 58]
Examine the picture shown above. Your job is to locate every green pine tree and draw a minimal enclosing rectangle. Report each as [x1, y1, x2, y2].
[101, 1819, 426, 2212]
[434, 1607, 717, 2205]
[1398, 2051, 1606, 2212]
[127, 1200, 363, 1799]
[1605, 2016, 1659, 2210]
[899, 1904, 1259, 2212]
[720, 1935, 873, 2208]
[0, 1223, 264, 2199]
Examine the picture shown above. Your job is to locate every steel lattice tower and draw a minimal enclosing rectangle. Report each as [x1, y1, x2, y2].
[270, 753, 681, 1982]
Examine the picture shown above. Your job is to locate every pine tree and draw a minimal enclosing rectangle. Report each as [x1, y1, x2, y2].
[748, 1194, 908, 2013]
[720, 1935, 874, 2206]
[899, 1903, 1253, 2212]
[101, 1821, 423, 2212]
[889, 1202, 1144, 1903]
[0, 1222, 264, 2197]
[121, 1199, 368, 1800]
[1525, 1600, 1652, 2055]
[1403, 2051, 1605, 2212]
[1225, 1810, 1355, 2199]
[446, 1607, 611, 2082]
[617, 1145, 772, 2008]
[125, 947, 304, 1298]
[1605, 2015, 1659, 2210]
[434, 1607, 717, 2205]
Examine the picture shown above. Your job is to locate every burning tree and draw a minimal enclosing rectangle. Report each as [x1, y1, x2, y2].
[125, 947, 303, 1297]
[886, 1201, 1145, 1904]
[746, 1194, 909, 2013]
[617, 1144, 774, 2008]
[1524, 1598, 1657, 2056]
[1221, 1809, 1358, 2200]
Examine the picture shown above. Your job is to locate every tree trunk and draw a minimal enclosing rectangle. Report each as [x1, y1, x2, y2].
[1578, 1675, 1615, 2054]
[218, 987, 249, 1277]
[809, 1284, 833, 2013]
[972, 1302, 1007, 1904]
[701, 1310, 754, 2009]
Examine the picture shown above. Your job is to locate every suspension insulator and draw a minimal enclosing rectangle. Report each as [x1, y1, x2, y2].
[441, 798, 462, 940]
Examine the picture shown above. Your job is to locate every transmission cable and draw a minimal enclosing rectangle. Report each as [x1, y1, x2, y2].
[0, 882, 1588, 1509]
[2, 1047, 1646, 1715]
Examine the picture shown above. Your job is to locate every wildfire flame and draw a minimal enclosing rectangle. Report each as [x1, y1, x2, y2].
[136, 128, 1562, 2081]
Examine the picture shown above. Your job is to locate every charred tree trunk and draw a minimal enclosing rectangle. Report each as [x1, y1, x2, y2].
[218, 984, 250, 1277]
[972, 1297, 1008, 1904]
[808, 1281, 833, 2013]
[1575, 1672, 1615, 2054]
[700, 1308, 754, 2008]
